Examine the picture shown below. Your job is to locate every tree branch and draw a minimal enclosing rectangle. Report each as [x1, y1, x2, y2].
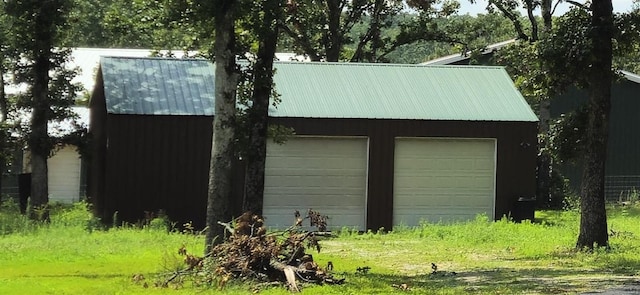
[489, 0, 530, 41]
[277, 22, 322, 61]
[350, 29, 373, 62]
[524, 0, 539, 41]
[379, 33, 467, 62]
[551, 0, 562, 15]
[565, 0, 591, 11]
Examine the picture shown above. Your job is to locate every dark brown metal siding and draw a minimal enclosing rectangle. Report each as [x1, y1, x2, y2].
[90, 113, 536, 230]
[102, 115, 214, 228]
[270, 118, 538, 230]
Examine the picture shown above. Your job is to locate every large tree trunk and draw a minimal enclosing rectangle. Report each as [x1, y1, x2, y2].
[541, 0, 552, 31]
[205, 0, 239, 252]
[29, 54, 51, 221]
[243, 0, 281, 215]
[576, 0, 613, 249]
[325, 0, 342, 62]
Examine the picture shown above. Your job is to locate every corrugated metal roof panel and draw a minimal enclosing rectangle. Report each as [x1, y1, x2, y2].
[101, 56, 215, 115]
[272, 62, 537, 121]
[622, 70, 640, 84]
[419, 39, 516, 65]
[99, 57, 538, 122]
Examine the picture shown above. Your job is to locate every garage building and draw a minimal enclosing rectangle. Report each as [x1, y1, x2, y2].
[89, 57, 538, 230]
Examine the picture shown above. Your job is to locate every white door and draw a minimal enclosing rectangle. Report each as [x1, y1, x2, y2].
[48, 145, 82, 203]
[263, 137, 368, 230]
[393, 138, 496, 226]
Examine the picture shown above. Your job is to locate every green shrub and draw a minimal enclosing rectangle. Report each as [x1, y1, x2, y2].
[0, 198, 35, 235]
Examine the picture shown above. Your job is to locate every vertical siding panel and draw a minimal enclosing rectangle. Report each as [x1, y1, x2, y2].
[94, 115, 537, 230]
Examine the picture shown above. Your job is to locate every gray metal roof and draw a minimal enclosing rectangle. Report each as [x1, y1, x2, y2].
[419, 39, 516, 66]
[420, 40, 640, 85]
[99, 57, 538, 122]
[621, 70, 640, 84]
[101, 56, 215, 115]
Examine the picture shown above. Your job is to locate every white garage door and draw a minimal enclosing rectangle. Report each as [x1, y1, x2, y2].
[393, 138, 496, 226]
[263, 137, 368, 230]
[48, 145, 82, 203]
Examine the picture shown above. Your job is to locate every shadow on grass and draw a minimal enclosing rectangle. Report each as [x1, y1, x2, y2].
[335, 267, 639, 294]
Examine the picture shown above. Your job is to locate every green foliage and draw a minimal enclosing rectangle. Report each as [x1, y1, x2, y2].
[147, 216, 172, 232]
[538, 8, 592, 91]
[392, 11, 518, 63]
[494, 41, 547, 104]
[280, 0, 406, 62]
[0, 121, 19, 166]
[612, 4, 640, 73]
[0, 198, 35, 235]
[66, 0, 113, 47]
[548, 107, 589, 164]
[3, 0, 83, 159]
[100, 0, 204, 50]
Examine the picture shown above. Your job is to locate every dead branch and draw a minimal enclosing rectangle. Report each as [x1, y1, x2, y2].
[165, 210, 344, 291]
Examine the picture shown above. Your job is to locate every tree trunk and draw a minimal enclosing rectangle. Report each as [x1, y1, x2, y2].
[243, 0, 281, 215]
[536, 99, 552, 208]
[523, 0, 538, 41]
[0, 63, 6, 203]
[576, 0, 613, 249]
[325, 0, 342, 62]
[29, 53, 51, 221]
[535, 1, 553, 208]
[205, 0, 239, 252]
[541, 0, 552, 32]
[0, 64, 6, 122]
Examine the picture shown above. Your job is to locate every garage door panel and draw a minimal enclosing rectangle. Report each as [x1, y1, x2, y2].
[265, 170, 364, 177]
[265, 177, 364, 189]
[264, 207, 364, 229]
[393, 138, 496, 227]
[264, 137, 368, 230]
[264, 193, 365, 206]
[267, 158, 364, 169]
[475, 159, 494, 169]
[47, 145, 82, 203]
[265, 198, 364, 208]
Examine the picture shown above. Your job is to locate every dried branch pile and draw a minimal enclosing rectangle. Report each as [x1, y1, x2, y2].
[167, 210, 343, 292]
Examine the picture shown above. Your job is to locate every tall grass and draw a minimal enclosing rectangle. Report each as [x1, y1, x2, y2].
[1, 198, 639, 294]
[0, 198, 204, 295]
[0, 199, 99, 235]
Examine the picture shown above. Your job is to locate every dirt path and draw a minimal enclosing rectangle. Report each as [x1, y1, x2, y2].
[582, 283, 640, 295]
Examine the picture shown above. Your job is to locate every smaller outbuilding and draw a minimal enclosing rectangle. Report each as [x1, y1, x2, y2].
[89, 57, 538, 230]
[422, 41, 640, 200]
[551, 71, 640, 199]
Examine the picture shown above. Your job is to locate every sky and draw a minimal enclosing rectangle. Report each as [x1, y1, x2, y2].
[457, 0, 637, 15]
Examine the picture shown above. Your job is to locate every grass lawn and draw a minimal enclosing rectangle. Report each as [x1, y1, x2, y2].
[1, 201, 639, 294]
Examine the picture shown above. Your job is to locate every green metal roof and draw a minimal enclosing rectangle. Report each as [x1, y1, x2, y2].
[99, 57, 538, 122]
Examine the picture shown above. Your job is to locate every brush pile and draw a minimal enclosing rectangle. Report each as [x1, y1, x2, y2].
[168, 210, 343, 292]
